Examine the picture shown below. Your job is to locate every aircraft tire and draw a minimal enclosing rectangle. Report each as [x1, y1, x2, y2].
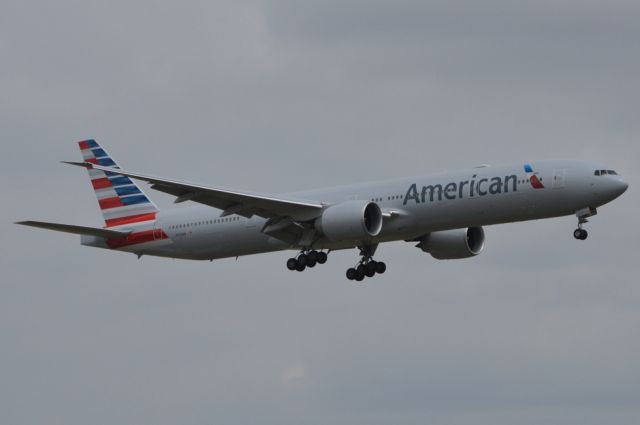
[286, 258, 298, 270]
[574, 229, 588, 240]
[346, 268, 357, 280]
[364, 261, 377, 277]
[317, 252, 328, 264]
[307, 251, 318, 263]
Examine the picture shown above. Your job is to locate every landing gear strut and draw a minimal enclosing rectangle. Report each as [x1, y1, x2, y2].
[573, 207, 596, 241]
[346, 245, 386, 281]
[286, 250, 328, 272]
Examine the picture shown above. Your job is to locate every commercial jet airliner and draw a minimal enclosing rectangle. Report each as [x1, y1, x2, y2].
[17, 140, 628, 281]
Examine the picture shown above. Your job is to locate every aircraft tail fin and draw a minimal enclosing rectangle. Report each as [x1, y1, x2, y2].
[78, 139, 159, 227]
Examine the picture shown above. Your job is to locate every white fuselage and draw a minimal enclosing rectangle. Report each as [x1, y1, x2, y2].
[82, 160, 627, 260]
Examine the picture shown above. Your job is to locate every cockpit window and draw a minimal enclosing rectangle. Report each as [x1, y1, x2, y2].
[595, 169, 619, 176]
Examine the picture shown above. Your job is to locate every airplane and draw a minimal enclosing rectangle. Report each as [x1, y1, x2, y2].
[17, 140, 628, 281]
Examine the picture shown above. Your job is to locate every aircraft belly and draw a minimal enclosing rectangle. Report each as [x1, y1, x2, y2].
[184, 225, 289, 260]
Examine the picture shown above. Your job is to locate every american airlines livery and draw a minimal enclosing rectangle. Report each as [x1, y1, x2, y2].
[17, 140, 628, 281]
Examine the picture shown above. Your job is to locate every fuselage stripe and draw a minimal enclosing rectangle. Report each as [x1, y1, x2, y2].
[106, 229, 168, 249]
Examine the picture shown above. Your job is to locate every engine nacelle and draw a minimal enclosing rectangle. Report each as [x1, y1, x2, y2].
[315, 200, 383, 242]
[417, 227, 485, 259]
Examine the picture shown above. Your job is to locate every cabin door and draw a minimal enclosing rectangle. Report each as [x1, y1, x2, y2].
[552, 169, 566, 189]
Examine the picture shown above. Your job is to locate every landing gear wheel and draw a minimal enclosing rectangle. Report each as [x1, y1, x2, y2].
[573, 228, 588, 240]
[307, 258, 317, 268]
[307, 251, 318, 263]
[344, 244, 388, 280]
[364, 261, 377, 277]
[297, 253, 309, 266]
[295, 262, 306, 272]
[317, 252, 328, 264]
[286, 258, 298, 271]
[346, 268, 357, 280]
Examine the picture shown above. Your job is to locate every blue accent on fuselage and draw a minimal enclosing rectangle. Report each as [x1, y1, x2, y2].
[524, 164, 533, 173]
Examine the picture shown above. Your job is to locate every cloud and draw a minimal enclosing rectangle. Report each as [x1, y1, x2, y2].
[281, 364, 308, 384]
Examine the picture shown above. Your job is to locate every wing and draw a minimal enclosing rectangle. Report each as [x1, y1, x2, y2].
[63, 161, 324, 220]
[16, 220, 130, 239]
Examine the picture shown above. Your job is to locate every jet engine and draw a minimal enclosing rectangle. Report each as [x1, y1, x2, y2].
[315, 200, 383, 242]
[416, 227, 485, 259]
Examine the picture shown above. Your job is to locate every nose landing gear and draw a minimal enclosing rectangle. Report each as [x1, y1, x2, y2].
[573, 227, 588, 240]
[573, 207, 596, 240]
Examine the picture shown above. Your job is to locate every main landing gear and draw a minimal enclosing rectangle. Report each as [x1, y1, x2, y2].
[286, 250, 328, 272]
[573, 207, 596, 241]
[345, 244, 386, 282]
[346, 259, 386, 282]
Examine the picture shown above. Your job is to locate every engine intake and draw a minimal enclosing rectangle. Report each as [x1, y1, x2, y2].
[316, 200, 383, 242]
[417, 227, 485, 259]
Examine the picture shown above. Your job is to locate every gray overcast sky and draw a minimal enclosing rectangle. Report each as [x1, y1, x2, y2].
[1, 1, 639, 424]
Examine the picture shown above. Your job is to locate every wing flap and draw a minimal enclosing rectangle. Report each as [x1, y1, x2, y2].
[16, 221, 130, 239]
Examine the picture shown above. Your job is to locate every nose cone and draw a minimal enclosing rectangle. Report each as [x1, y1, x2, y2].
[617, 179, 629, 195]
[608, 178, 629, 200]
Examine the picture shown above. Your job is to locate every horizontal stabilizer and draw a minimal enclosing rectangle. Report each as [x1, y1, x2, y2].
[16, 221, 130, 239]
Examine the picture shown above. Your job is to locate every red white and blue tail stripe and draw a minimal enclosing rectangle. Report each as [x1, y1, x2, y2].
[78, 139, 159, 227]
